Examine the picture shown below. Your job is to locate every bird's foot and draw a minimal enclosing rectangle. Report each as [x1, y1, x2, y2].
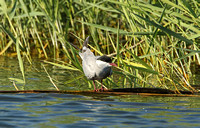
[93, 87, 106, 92]
[93, 88, 103, 92]
[100, 86, 104, 92]
[93, 89, 99, 92]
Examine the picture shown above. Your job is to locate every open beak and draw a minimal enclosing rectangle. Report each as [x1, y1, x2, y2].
[109, 63, 117, 67]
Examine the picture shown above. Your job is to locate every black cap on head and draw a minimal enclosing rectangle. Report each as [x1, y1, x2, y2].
[97, 55, 112, 63]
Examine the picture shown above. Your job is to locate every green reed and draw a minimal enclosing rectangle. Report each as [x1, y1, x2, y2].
[0, 0, 199, 92]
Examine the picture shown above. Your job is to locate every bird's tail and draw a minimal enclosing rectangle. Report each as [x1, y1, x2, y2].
[82, 36, 90, 51]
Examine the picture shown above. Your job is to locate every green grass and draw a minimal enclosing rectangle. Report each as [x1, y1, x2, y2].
[0, 0, 199, 93]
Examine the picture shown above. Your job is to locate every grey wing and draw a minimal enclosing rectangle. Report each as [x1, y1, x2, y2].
[97, 66, 112, 80]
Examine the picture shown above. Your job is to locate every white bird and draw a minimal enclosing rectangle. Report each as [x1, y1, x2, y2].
[79, 36, 117, 91]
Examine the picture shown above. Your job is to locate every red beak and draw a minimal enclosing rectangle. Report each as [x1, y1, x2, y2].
[109, 63, 117, 67]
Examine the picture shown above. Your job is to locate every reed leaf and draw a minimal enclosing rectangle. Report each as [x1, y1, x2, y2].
[0, 0, 199, 92]
[131, 13, 193, 45]
[78, 21, 164, 36]
[9, 78, 25, 84]
[16, 38, 25, 84]
[43, 60, 81, 71]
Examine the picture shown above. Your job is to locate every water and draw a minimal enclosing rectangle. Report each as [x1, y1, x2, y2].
[0, 93, 200, 128]
[0, 57, 200, 128]
[0, 56, 87, 91]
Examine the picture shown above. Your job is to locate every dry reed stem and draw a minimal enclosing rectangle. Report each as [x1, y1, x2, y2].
[42, 64, 59, 91]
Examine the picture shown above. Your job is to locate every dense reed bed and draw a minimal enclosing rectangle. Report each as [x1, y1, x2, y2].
[0, 0, 199, 92]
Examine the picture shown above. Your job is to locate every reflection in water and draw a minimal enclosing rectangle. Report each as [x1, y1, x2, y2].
[0, 56, 86, 91]
[0, 93, 200, 127]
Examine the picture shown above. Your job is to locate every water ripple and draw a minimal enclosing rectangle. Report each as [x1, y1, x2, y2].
[0, 94, 199, 128]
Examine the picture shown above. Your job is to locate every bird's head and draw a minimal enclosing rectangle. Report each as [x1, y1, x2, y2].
[109, 63, 117, 67]
[96, 55, 117, 67]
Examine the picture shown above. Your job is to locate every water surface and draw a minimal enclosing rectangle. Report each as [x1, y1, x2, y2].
[0, 56, 87, 91]
[0, 93, 200, 128]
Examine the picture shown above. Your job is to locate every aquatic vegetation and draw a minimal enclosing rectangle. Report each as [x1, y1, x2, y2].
[0, 0, 199, 92]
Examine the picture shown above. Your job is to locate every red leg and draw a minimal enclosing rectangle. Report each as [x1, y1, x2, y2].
[100, 80, 104, 91]
[93, 80, 98, 92]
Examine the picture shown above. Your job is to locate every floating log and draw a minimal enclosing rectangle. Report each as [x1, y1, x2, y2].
[0, 88, 198, 97]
